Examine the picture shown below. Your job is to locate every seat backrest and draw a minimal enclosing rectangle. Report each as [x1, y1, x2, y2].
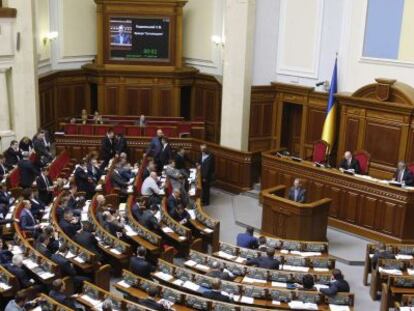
[354, 150, 371, 175]
[312, 140, 330, 163]
[407, 163, 414, 176]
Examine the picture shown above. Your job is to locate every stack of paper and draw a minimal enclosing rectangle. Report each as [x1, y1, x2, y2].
[183, 281, 200, 291]
[396, 254, 413, 260]
[162, 227, 174, 233]
[329, 305, 351, 311]
[217, 251, 236, 260]
[38, 271, 55, 280]
[0, 282, 12, 290]
[240, 296, 254, 304]
[271, 281, 287, 288]
[378, 267, 402, 275]
[288, 301, 318, 310]
[154, 271, 174, 282]
[315, 284, 329, 291]
[282, 265, 309, 272]
[117, 280, 131, 288]
[195, 264, 210, 272]
[242, 276, 267, 284]
[184, 260, 197, 267]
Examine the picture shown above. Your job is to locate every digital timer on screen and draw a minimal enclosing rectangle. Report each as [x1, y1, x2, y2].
[109, 17, 170, 62]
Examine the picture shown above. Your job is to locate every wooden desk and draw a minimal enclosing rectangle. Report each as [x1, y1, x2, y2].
[261, 186, 331, 241]
[262, 150, 414, 243]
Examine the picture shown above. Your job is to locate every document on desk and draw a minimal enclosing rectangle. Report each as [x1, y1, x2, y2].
[173, 279, 184, 286]
[183, 281, 200, 292]
[117, 280, 131, 288]
[235, 257, 246, 264]
[0, 282, 12, 290]
[242, 276, 267, 284]
[217, 251, 236, 260]
[288, 301, 318, 310]
[395, 254, 413, 260]
[329, 305, 351, 311]
[282, 265, 309, 272]
[313, 267, 329, 272]
[162, 226, 174, 234]
[195, 264, 210, 272]
[184, 260, 197, 267]
[23, 259, 38, 269]
[81, 295, 102, 307]
[314, 284, 329, 291]
[38, 271, 55, 280]
[187, 209, 196, 220]
[271, 281, 287, 288]
[240, 296, 254, 304]
[154, 271, 174, 282]
[74, 256, 85, 263]
[203, 228, 213, 234]
[378, 267, 402, 275]
[110, 248, 122, 255]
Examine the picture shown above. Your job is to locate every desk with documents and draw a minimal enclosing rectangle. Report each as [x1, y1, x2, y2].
[262, 150, 414, 243]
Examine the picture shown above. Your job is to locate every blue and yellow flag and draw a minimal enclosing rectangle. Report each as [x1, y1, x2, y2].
[321, 58, 338, 147]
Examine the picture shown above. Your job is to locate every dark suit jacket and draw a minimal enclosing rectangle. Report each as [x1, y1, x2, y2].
[129, 256, 156, 279]
[247, 256, 280, 270]
[4, 147, 21, 168]
[0, 249, 13, 264]
[59, 219, 80, 238]
[19, 140, 33, 153]
[146, 137, 162, 158]
[75, 167, 95, 194]
[51, 253, 77, 276]
[339, 158, 361, 174]
[0, 164, 7, 177]
[35, 242, 53, 259]
[236, 233, 258, 249]
[142, 168, 151, 181]
[320, 279, 350, 296]
[0, 190, 12, 207]
[131, 203, 144, 223]
[30, 199, 46, 218]
[115, 137, 128, 155]
[167, 194, 180, 214]
[74, 231, 102, 260]
[139, 298, 166, 311]
[170, 209, 190, 223]
[175, 154, 193, 171]
[87, 164, 102, 183]
[20, 208, 37, 232]
[202, 290, 231, 302]
[49, 290, 77, 309]
[111, 170, 128, 189]
[140, 210, 160, 232]
[33, 139, 50, 159]
[200, 153, 215, 182]
[100, 136, 115, 161]
[104, 221, 123, 237]
[18, 159, 39, 188]
[287, 187, 306, 203]
[393, 169, 414, 186]
[5, 263, 32, 288]
[36, 174, 53, 205]
[159, 144, 172, 167]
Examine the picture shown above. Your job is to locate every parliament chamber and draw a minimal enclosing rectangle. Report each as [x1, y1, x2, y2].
[3, 0, 414, 310]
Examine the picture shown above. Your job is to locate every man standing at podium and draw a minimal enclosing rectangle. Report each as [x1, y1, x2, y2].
[288, 178, 306, 203]
[339, 151, 361, 174]
[393, 161, 413, 186]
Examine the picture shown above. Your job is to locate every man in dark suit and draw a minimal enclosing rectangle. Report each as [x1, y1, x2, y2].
[113, 25, 131, 45]
[175, 147, 193, 173]
[371, 242, 394, 269]
[170, 204, 190, 225]
[288, 178, 306, 203]
[129, 247, 156, 279]
[236, 227, 258, 249]
[114, 133, 128, 155]
[393, 161, 414, 186]
[145, 129, 164, 170]
[201, 280, 232, 302]
[159, 137, 172, 169]
[74, 222, 103, 261]
[59, 209, 81, 238]
[19, 200, 41, 235]
[75, 160, 95, 199]
[319, 269, 350, 296]
[139, 287, 167, 311]
[167, 189, 181, 214]
[140, 205, 161, 232]
[87, 158, 102, 183]
[49, 279, 81, 309]
[0, 183, 14, 217]
[199, 144, 214, 206]
[6, 254, 35, 288]
[0, 154, 8, 177]
[18, 152, 39, 188]
[100, 129, 115, 168]
[111, 164, 131, 193]
[246, 247, 280, 270]
[206, 261, 235, 281]
[4, 140, 21, 169]
[35, 233, 53, 258]
[339, 151, 361, 174]
[36, 166, 54, 205]
[0, 238, 13, 264]
[33, 131, 53, 165]
[131, 198, 146, 223]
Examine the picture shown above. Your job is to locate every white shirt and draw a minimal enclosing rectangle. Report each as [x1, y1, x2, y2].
[141, 177, 160, 196]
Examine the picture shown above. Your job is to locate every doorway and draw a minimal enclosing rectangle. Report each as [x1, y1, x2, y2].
[280, 102, 303, 156]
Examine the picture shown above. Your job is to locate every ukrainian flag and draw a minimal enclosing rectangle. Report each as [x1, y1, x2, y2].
[321, 58, 338, 147]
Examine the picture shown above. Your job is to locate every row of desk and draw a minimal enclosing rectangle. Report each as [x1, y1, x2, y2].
[261, 150, 414, 243]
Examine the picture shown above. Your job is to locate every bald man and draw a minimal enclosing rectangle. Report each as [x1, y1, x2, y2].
[339, 151, 360, 174]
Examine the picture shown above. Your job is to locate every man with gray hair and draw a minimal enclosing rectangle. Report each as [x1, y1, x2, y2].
[339, 151, 360, 174]
[393, 160, 413, 186]
[5, 254, 35, 288]
[102, 298, 113, 311]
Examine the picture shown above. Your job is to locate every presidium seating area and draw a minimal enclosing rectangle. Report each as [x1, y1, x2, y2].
[0, 144, 358, 311]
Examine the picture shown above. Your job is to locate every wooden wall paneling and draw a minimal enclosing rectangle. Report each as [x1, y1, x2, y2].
[158, 88, 173, 116]
[105, 87, 119, 115]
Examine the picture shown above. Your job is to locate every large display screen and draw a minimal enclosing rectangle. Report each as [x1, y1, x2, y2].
[109, 17, 170, 62]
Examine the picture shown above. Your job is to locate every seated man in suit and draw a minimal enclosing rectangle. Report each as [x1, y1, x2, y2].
[4, 140, 21, 169]
[103, 212, 126, 239]
[18, 152, 39, 189]
[287, 178, 306, 203]
[206, 260, 235, 281]
[66, 184, 83, 216]
[36, 166, 54, 205]
[131, 197, 147, 223]
[35, 233, 53, 259]
[19, 200, 41, 235]
[49, 279, 84, 310]
[170, 203, 190, 225]
[0, 154, 8, 178]
[139, 287, 167, 311]
[129, 247, 156, 279]
[74, 222, 103, 261]
[0, 182, 15, 218]
[87, 157, 102, 183]
[167, 188, 181, 214]
[59, 209, 81, 238]
[246, 247, 280, 270]
[22, 188, 45, 220]
[75, 159, 96, 199]
[371, 242, 395, 269]
[6, 254, 35, 288]
[201, 279, 232, 302]
[319, 269, 350, 296]
[0, 238, 13, 264]
[339, 151, 361, 174]
[111, 163, 132, 193]
[393, 161, 414, 186]
[140, 204, 161, 233]
[236, 226, 258, 249]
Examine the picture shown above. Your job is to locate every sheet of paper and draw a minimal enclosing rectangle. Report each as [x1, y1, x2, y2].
[240, 296, 254, 304]
[38, 271, 55, 279]
[217, 251, 236, 260]
[282, 265, 309, 272]
[329, 305, 351, 311]
[110, 248, 122, 255]
[195, 264, 210, 272]
[173, 279, 184, 286]
[313, 267, 329, 272]
[178, 236, 187, 241]
[378, 267, 402, 275]
[154, 271, 174, 282]
[272, 281, 287, 288]
[204, 228, 214, 234]
[74, 256, 85, 263]
[117, 280, 131, 288]
[0, 282, 12, 290]
[184, 260, 197, 267]
[315, 284, 329, 291]
[235, 257, 246, 264]
[183, 281, 200, 292]
[162, 227, 174, 233]
[242, 276, 266, 284]
[81, 295, 102, 307]
[396, 254, 413, 260]
[119, 203, 126, 211]
[23, 259, 38, 269]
